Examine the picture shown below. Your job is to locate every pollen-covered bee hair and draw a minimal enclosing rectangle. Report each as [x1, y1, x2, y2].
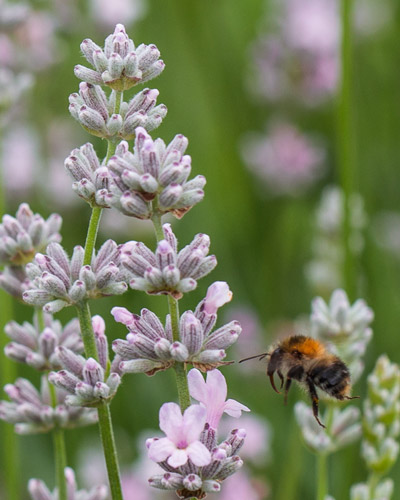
[239, 335, 359, 428]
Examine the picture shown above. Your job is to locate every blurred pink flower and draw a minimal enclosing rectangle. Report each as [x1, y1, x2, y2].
[188, 369, 250, 430]
[147, 403, 211, 467]
[251, 0, 340, 105]
[242, 122, 325, 196]
[232, 414, 271, 463]
[2, 125, 39, 197]
[283, 0, 339, 53]
[209, 469, 268, 500]
[89, 0, 147, 28]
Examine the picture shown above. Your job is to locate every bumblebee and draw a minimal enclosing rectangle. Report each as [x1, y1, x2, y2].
[239, 335, 358, 428]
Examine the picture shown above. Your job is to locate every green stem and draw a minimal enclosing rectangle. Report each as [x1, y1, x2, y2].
[151, 209, 191, 411]
[168, 296, 191, 411]
[83, 207, 103, 266]
[75, 301, 122, 500]
[151, 209, 164, 241]
[316, 452, 328, 500]
[337, 0, 356, 298]
[316, 405, 335, 500]
[367, 471, 381, 497]
[97, 403, 123, 500]
[48, 378, 67, 500]
[75, 301, 99, 359]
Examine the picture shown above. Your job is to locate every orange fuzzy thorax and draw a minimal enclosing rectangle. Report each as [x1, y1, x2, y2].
[280, 336, 326, 358]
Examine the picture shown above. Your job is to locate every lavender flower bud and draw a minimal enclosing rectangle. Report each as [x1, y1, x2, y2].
[75, 24, 164, 91]
[107, 127, 205, 219]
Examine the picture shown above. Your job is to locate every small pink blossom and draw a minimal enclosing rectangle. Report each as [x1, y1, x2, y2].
[242, 122, 325, 196]
[111, 307, 136, 329]
[203, 282, 233, 315]
[92, 315, 105, 337]
[188, 369, 250, 430]
[147, 403, 211, 468]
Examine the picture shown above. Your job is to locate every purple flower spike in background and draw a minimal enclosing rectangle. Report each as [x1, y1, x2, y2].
[188, 368, 250, 430]
[147, 402, 211, 468]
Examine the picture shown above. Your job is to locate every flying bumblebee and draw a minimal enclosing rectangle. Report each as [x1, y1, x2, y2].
[239, 335, 359, 428]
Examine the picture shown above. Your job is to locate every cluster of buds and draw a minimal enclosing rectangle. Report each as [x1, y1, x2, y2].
[361, 356, 400, 473]
[23, 240, 128, 313]
[311, 288, 374, 382]
[0, 376, 97, 434]
[64, 142, 111, 208]
[121, 223, 215, 298]
[105, 127, 205, 219]
[146, 369, 249, 498]
[0, 203, 62, 298]
[112, 281, 240, 375]
[4, 313, 82, 371]
[295, 402, 361, 454]
[69, 84, 167, 140]
[49, 316, 121, 407]
[28, 467, 108, 500]
[74, 24, 165, 91]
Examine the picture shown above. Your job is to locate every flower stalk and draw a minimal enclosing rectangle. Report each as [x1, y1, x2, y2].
[337, 0, 356, 298]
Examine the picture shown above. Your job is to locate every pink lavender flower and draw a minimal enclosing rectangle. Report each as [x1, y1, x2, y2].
[250, 0, 340, 105]
[0, 376, 97, 434]
[203, 281, 232, 315]
[147, 402, 211, 467]
[209, 469, 266, 500]
[4, 314, 82, 371]
[89, 0, 147, 29]
[188, 369, 250, 430]
[111, 281, 241, 375]
[242, 122, 324, 196]
[23, 240, 128, 313]
[106, 127, 205, 219]
[120, 223, 215, 298]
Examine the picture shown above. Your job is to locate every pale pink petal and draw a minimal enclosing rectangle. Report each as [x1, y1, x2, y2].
[187, 369, 208, 403]
[159, 402, 183, 442]
[224, 399, 251, 418]
[206, 369, 228, 403]
[182, 404, 207, 443]
[186, 441, 212, 466]
[111, 307, 135, 328]
[92, 315, 105, 336]
[204, 282, 232, 315]
[167, 449, 188, 467]
[148, 437, 176, 462]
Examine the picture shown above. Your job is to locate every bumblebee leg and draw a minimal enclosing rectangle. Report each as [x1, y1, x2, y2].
[277, 370, 284, 389]
[345, 396, 360, 400]
[283, 378, 292, 405]
[268, 373, 281, 394]
[307, 379, 326, 429]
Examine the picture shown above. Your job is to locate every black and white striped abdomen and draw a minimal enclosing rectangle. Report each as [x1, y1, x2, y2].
[309, 358, 351, 399]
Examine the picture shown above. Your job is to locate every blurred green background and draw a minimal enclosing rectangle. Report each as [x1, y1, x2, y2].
[1, 0, 400, 498]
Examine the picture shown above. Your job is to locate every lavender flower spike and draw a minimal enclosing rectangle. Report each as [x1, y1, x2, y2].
[49, 315, 121, 407]
[121, 223, 216, 298]
[68, 86, 167, 141]
[0, 376, 97, 434]
[107, 127, 205, 219]
[4, 314, 82, 371]
[74, 24, 165, 91]
[188, 368, 250, 430]
[147, 400, 248, 497]
[23, 240, 128, 313]
[0, 203, 62, 267]
[28, 467, 108, 500]
[112, 281, 241, 376]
